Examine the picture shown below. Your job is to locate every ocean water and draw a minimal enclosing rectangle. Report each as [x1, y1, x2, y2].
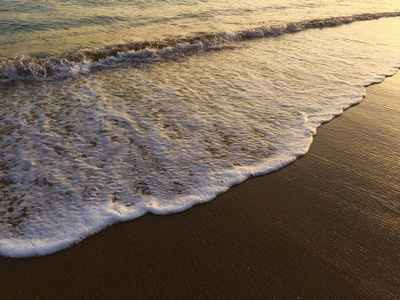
[0, 1, 400, 257]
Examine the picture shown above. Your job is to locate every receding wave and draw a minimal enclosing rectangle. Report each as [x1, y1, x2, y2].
[1, 11, 399, 83]
[1, 12, 400, 257]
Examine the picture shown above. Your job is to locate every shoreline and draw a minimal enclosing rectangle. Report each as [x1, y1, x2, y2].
[1, 72, 400, 299]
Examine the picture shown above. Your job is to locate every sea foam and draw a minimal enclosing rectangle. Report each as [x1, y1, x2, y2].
[0, 16, 399, 257]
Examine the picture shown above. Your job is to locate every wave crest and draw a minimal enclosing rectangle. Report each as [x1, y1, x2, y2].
[1, 12, 399, 83]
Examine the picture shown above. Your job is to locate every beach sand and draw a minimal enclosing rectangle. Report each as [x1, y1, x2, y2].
[1, 72, 400, 299]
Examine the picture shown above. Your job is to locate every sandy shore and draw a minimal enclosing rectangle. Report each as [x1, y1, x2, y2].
[1, 72, 400, 299]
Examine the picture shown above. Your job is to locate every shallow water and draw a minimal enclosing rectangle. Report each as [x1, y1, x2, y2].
[0, 0, 400, 257]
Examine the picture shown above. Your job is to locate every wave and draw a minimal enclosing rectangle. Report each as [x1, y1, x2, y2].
[1, 11, 400, 83]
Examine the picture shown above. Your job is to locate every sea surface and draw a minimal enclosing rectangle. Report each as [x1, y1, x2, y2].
[0, 0, 400, 257]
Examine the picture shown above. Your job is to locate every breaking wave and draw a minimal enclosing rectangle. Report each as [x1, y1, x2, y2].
[0, 11, 400, 83]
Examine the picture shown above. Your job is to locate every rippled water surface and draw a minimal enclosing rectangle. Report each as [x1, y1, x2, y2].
[1, 0, 400, 60]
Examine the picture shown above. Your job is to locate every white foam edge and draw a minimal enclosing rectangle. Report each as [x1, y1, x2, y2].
[1, 57, 399, 258]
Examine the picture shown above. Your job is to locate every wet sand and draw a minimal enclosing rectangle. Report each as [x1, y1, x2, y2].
[1, 72, 400, 299]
